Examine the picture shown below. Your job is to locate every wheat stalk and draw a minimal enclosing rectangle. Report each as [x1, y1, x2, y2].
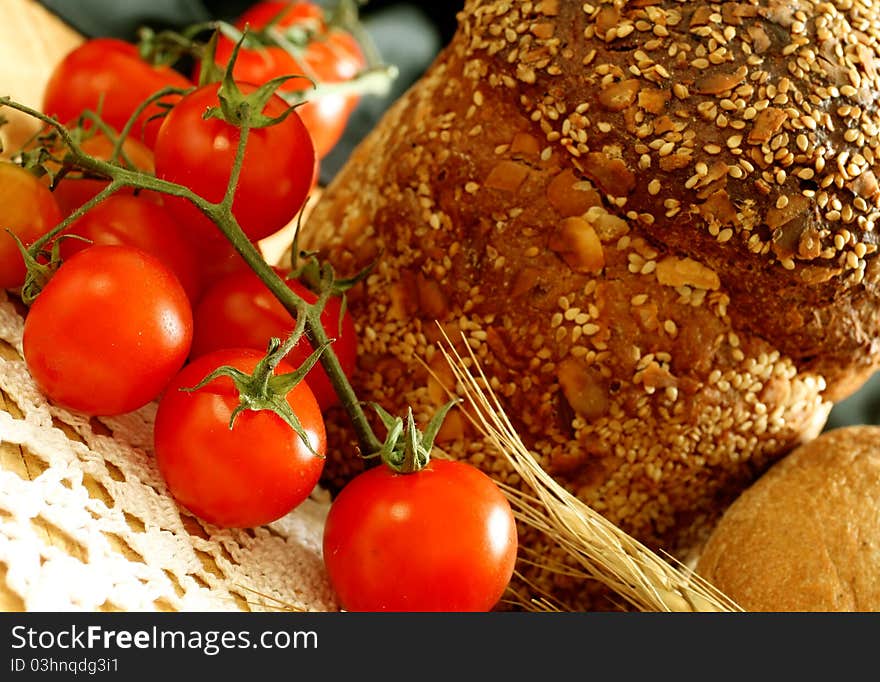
[436, 332, 743, 613]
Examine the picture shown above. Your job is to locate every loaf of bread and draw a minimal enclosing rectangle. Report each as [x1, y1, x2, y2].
[695, 425, 880, 611]
[303, 0, 880, 608]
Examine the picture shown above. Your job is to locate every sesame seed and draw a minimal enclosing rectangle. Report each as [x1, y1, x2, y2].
[796, 167, 815, 180]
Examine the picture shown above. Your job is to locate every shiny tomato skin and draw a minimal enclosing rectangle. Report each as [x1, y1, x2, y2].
[291, 29, 365, 159]
[322, 459, 518, 612]
[0, 162, 62, 290]
[153, 347, 326, 528]
[42, 38, 192, 148]
[49, 133, 159, 217]
[189, 267, 356, 411]
[153, 81, 315, 244]
[60, 194, 202, 303]
[209, 37, 302, 87]
[306, 30, 366, 85]
[235, 1, 326, 31]
[22, 244, 193, 416]
[196, 234, 253, 290]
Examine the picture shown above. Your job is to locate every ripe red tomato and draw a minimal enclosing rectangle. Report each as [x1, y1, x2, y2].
[49, 133, 159, 217]
[22, 244, 193, 416]
[42, 38, 192, 149]
[0, 162, 62, 290]
[322, 459, 518, 612]
[189, 267, 356, 411]
[60, 194, 202, 303]
[196, 234, 254, 289]
[153, 81, 315, 244]
[235, 1, 325, 32]
[153, 347, 326, 528]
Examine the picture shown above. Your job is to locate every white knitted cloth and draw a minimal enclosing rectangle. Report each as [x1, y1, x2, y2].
[0, 290, 339, 612]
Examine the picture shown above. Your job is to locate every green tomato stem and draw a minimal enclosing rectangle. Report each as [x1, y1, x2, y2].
[277, 65, 397, 107]
[214, 118, 383, 456]
[0, 93, 385, 460]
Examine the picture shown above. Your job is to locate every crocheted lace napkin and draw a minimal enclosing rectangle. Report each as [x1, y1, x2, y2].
[0, 291, 339, 612]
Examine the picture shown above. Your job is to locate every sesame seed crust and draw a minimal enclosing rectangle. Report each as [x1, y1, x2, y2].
[303, 0, 880, 610]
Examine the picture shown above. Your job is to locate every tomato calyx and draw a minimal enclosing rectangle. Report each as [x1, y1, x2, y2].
[287, 217, 376, 303]
[22, 119, 144, 190]
[236, 17, 317, 53]
[136, 21, 220, 70]
[203, 35, 309, 129]
[8, 231, 59, 304]
[10, 226, 97, 304]
[182, 329, 330, 458]
[369, 400, 460, 474]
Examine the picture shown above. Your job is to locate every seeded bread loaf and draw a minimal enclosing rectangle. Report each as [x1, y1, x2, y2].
[303, 0, 880, 609]
[695, 425, 880, 611]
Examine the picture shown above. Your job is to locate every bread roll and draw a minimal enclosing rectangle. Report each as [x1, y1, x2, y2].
[695, 426, 880, 611]
[303, 0, 880, 608]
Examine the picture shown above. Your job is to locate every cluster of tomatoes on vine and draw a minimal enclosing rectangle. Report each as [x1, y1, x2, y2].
[1, 0, 518, 612]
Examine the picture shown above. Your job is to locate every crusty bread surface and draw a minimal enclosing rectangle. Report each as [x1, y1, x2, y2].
[696, 425, 880, 612]
[304, 0, 880, 608]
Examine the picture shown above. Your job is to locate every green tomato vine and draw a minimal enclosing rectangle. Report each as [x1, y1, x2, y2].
[0, 19, 452, 473]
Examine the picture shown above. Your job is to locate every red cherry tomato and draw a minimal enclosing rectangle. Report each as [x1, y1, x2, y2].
[49, 133, 160, 217]
[42, 38, 192, 149]
[60, 194, 202, 303]
[153, 81, 315, 244]
[196, 235, 254, 291]
[22, 244, 193, 416]
[235, 1, 326, 32]
[322, 459, 518, 612]
[0, 162, 62, 290]
[190, 267, 356, 411]
[153, 347, 326, 528]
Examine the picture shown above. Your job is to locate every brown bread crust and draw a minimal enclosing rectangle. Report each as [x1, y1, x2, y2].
[303, 0, 880, 608]
[696, 425, 880, 612]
